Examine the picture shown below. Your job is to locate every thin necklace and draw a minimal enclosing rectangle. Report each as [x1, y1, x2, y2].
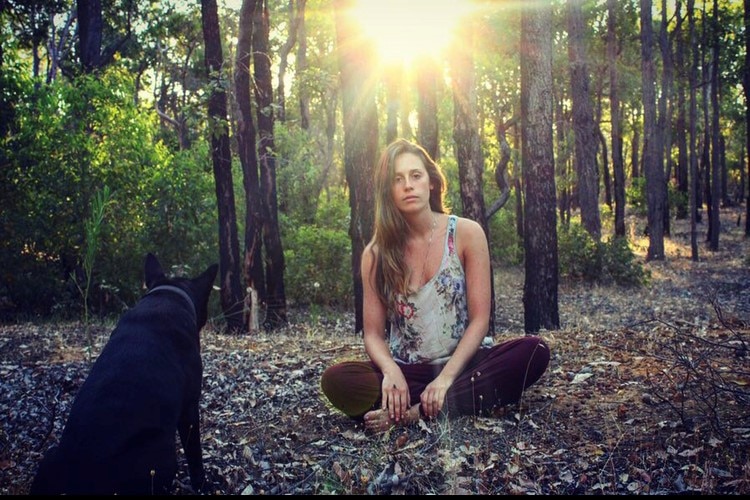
[420, 212, 437, 284]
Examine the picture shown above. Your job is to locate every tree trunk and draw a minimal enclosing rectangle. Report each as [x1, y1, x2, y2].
[416, 56, 440, 161]
[385, 62, 401, 144]
[708, 0, 720, 250]
[77, 0, 102, 73]
[745, 0, 750, 236]
[275, 0, 300, 123]
[567, 0, 600, 240]
[297, 0, 310, 130]
[521, 0, 559, 333]
[674, 1, 689, 220]
[607, 0, 626, 238]
[253, 0, 287, 327]
[451, 20, 494, 334]
[641, 0, 666, 261]
[659, 0, 673, 237]
[451, 22, 488, 232]
[200, 0, 244, 332]
[235, 0, 266, 331]
[688, 0, 700, 259]
[333, 0, 379, 333]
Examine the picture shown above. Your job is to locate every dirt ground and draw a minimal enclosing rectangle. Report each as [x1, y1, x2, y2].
[1, 208, 749, 495]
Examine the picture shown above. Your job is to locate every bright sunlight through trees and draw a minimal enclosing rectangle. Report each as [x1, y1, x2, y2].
[350, 0, 478, 65]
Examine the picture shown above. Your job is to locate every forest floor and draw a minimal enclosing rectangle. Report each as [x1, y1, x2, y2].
[1, 207, 749, 495]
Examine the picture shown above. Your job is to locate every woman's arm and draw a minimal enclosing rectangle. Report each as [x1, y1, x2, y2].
[361, 243, 411, 422]
[420, 217, 491, 418]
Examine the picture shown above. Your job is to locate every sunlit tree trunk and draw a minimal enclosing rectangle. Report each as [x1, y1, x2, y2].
[200, 0, 244, 332]
[521, 0, 559, 333]
[253, 0, 287, 327]
[450, 19, 494, 333]
[641, 0, 666, 261]
[416, 55, 440, 161]
[567, 0, 600, 240]
[333, 0, 379, 333]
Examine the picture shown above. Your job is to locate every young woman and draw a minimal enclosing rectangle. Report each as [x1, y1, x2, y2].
[321, 139, 550, 432]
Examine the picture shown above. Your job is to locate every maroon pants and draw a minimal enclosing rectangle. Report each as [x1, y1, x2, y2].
[320, 336, 550, 420]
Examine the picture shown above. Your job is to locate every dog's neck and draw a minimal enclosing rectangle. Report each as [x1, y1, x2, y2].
[146, 285, 196, 320]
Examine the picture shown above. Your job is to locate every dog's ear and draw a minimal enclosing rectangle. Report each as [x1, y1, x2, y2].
[144, 253, 166, 289]
[197, 264, 219, 293]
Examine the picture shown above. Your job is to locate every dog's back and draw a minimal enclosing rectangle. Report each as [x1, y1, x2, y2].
[30, 254, 218, 495]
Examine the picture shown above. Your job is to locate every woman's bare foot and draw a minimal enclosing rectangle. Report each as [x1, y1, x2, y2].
[363, 404, 421, 433]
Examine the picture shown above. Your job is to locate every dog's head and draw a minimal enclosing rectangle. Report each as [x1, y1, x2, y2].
[144, 253, 219, 330]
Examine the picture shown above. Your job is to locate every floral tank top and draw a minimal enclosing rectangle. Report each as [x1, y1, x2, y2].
[389, 215, 468, 364]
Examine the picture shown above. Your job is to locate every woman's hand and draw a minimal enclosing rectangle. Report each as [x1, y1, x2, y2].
[420, 375, 452, 419]
[381, 371, 410, 423]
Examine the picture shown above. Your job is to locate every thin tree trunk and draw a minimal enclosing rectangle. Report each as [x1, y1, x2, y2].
[333, 0, 379, 333]
[688, 0, 700, 260]
[253, 0, 287, 327]
[659, 0, 673, 236]
[521, 0, 559, 333]
[567, 0, 600, 240]
[745, 0, 750, 236]
[450, 19, 494, 334]
[608, 0, 626, 237]
[235, 0, 266, 331]
[416, 56, 440, 161]
[201, 0, 244, 332]
[641, 0, 666, 260]
[708, 0, 721, 250]
[675, 1, 689, 219]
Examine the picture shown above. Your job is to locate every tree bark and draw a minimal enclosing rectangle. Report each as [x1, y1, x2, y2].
[200, 0, 244, 332]
[253, 0, 287, 327]
[745, 0, 750, 236]
[521, 0, 559, 333]
[641, 0, 666, 261]
[416, 56, 440, 161]
[333, 0, 379, 333]
[235, 0, 266, 331]
[659, 0, 673, 236]
[567, 0, 600, 240]
[607, 0, 626, 238]
[708, 0, 721, 250]
[688, 0, 700, 259]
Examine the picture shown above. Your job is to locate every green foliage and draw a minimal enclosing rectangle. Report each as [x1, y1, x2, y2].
[626, 177, 647, 216]
[282, 221, 352, 307]
[487, 194, 523, 266]
[558, 222, 648, 287]
[1, 66, 218, 318]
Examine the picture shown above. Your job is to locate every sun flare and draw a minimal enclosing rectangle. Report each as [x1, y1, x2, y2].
[350, 0, 478, 65]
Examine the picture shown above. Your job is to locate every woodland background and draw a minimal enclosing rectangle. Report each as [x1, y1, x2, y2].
[1, 0, 749, 494]
[1, 0, 748, 333]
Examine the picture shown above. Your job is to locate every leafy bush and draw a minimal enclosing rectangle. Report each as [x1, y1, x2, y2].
[626, 177, 647, 216]
[558, 222, 648, 286]
[283, 223, 352, 307]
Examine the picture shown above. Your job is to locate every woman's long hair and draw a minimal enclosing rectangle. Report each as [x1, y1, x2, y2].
[369, 139, 448, 315]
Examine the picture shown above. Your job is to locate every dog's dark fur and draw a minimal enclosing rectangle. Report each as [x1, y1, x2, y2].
[30, 253, 218, 495]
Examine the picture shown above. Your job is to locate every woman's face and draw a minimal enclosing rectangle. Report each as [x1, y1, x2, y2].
[391, 152, 432, 215]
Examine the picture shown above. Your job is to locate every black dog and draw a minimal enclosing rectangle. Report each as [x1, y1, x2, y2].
[30, 253, 218, 495]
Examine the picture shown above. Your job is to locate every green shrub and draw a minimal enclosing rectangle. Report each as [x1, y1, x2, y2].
[626, 177, 647, 216]
[283, 224, 352, 307]
[558, 222, 648, 286]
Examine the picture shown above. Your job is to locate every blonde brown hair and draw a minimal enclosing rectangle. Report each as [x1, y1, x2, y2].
[369, 139, 448, 314]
